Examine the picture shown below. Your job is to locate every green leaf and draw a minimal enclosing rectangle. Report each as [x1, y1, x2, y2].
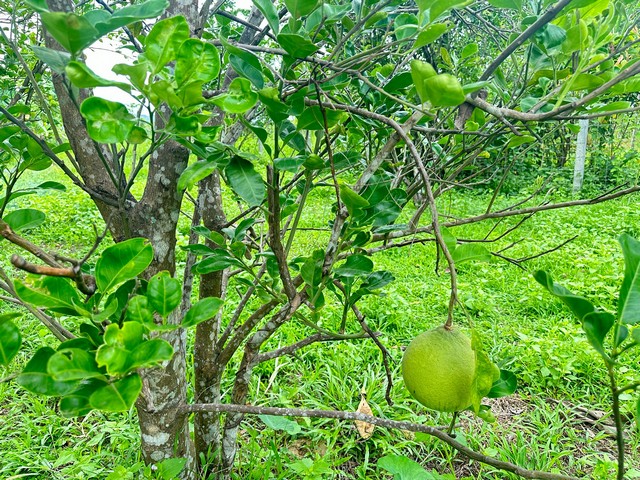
[394, 13, 418, 41]
[284, 0, 319, 19]
[224, 156, 265, 207]
[414, 23, 448, 49]
[48, 348, 103, 381]
[361, 271, 394, 290]
[130, 339, 174, 368]
[618, 234, 640, 324]
[297, 106, 347, 131]
[259, 415, 302, 435]
[156, 458, 187, 480]
[221, 39, 265, 89]
[410, 60, 437, 103]
[461, 43, 479, 59]
[451, 243, 492, 264]
[274, 157, 306, 173]
[144, 16, 190, 74]
[167, 114, 200, 135]
[59, 379, 106, 417]
[212, 77, 258, 114]
[175, 39, 220, 88]
[96, 345, 130, 374]
[487, 369, 517, 398]
[582, 311, 615, 360]
[193, 249, 244, 274]
[125, 295, 154, 324]
[423, 74, 466, 107]
[534, 270, 596, 321]
[429, 0, 472, 21]
[377, 455, 432, 480]
[177, 159, 219, 192]
[79, 97, 135, 144]
[276, 33, 319, 58]
[40, 12, 99, 54]
[182, 297, 224, 328]
[568, 73, 605, 91]
[89, 374, 142, 412]
[17, 347, 79, 396]
[112, 62, 149, 92]
[469, 331, 500, 413]
[252, 0, 280, 35]
[95, 238, 154, 293]
[0, 314, 22, 366]
[65, 61, 131, 90]
[104, 322, 144, 350]
[562, 20, 588, 54]
[339, 184, 369, 216]
[147, 271, 181, 316]
[91, 0, 169, 36]
[14, 276, 82, 315]
[36, 181, 66, 191]
[335, 255, 374, 278]
[507, 135, 535, 148]
[30, 46, 71, 74]
[24, 0, 49, 12]
[488, 0, 521, 8]
[258, 87, 290, 122]
[3, 208, 45, 232]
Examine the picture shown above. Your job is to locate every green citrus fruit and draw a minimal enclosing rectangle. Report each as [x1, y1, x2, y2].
[402, 326, 476, 412]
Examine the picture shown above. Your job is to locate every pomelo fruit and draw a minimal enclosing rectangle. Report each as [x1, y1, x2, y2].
[402, 326, 476, 412]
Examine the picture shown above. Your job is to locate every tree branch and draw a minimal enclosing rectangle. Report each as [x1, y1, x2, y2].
[181, 403, 581, 480]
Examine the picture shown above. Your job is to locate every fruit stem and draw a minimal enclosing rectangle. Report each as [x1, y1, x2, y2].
[447, 412, 458, 438]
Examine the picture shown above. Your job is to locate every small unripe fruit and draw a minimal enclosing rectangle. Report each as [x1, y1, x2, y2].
[402, 326, 476, 412]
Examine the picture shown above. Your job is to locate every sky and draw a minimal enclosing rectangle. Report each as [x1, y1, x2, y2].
[86, 0, 254, 105]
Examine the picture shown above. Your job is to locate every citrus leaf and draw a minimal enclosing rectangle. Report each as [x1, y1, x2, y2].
[95, 238, 153, 293]
[14, 276, 82, 315]
[0, 313, 22, 366]
[534, 270, 596, 321]
[224, 156, 265, 207]
[144, 16, 190, 74]
[182, 297, 224, 328]
[193, 249, 244, 274]
[377, 455, 432, 480]
[3, 208, 45, 232]
[48, 348, 103, 381]
[89, 374, 142, 412]
[252, 0, 279, 35]
[582, 311, 615, 360]
[487, 369, 517, 398]
[146, 271, 181, 317]
[335, 255, 374, 278]
[259, 415, 302, 435]
[175, 39, 220, 87]
[451, 243, 491, 264]
[177, 159, 218, 192]
[80, 97, 135, 143]
[65, 61, 131, 90]
[40, 12, 99, 54]
[276, 33, 319, 58]
[618, 234, 640, 325]
[17, 347, 79, 396]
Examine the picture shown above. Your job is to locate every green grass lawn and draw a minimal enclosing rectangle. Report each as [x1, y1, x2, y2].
[1, 168, 639, 479]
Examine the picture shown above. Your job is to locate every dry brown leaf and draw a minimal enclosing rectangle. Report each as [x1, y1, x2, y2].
[355, 390, 375, 439]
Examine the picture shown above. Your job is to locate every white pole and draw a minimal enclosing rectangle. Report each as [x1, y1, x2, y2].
[573, 119, 589, 193]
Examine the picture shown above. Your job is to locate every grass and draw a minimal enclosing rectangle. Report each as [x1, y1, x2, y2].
[1, 167, 639, 479]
